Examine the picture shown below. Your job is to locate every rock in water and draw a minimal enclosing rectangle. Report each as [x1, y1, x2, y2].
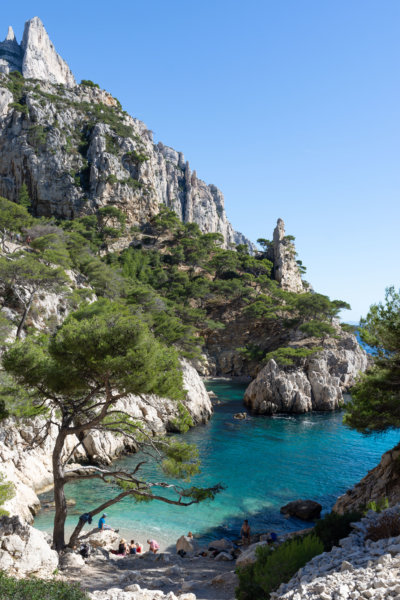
[280, 499, 322, 520]
[21, 17, 76, 86]
[244, 330, 368, 414]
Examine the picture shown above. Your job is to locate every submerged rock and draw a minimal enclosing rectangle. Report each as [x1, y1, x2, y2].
[280, 499, 322, 521]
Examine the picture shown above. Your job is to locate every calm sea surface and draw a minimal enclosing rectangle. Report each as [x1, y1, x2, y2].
[34, 381, 399, 549]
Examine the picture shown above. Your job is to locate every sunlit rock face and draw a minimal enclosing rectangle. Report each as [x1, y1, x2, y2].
[0, 17, 253, 248]
[0, 18, 75, 86]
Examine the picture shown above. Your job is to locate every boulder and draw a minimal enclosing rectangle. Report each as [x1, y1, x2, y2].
[280, 499, 322, 521]
[0, 515, 58, 577]
[59, 551, 85, 569]
[208, 537, 234, 551]
[236, 541, 268, 567]
[79, 528, 120, 549]
[176, 534, 197, 556]
[212, 570, 239, 587]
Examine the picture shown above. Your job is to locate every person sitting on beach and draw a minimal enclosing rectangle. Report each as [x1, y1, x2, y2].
[240, 519, 251, 545]
[135, 542, 142, 553]
[118, 539, 128, 555]
[110, 539, 128, 556]
[98, 513, 118, 532]
[129, 540, 137, 555]
[147, 538, 160, 554]
[187, 531, 194, 539]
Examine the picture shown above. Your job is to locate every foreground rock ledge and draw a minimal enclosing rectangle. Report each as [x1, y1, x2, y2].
[0, 515, 58, 577]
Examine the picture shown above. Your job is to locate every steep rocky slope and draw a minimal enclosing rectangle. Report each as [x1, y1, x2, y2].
[0, 16, 251, 249]
[333, 443, 400, 514]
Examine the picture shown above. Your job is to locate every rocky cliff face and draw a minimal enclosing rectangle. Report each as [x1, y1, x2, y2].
[268, 218, 304, 293]
[244, 330, 368, 414]
[0, 18, 75, 86]
[0, 16, 251, 248]
[333, 443, 400, 514]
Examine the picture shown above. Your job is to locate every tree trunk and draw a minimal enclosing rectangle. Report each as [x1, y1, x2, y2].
[68, 489, 131, 548]
[52, 432, 67, 551]
[16, 293, 34, 339]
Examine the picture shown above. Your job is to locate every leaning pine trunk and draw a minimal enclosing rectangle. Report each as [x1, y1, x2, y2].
[52, 432, 67, 552]
[68, 489, 132, 548]
[16, 294, 34, 339]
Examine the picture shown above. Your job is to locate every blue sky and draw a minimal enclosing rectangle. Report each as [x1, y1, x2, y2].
[3, 1, 399, 321]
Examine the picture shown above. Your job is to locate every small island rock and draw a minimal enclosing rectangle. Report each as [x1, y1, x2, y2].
[280, 499, 322, 521]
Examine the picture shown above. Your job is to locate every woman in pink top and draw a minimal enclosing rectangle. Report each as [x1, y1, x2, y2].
[147, 538, 160, 553]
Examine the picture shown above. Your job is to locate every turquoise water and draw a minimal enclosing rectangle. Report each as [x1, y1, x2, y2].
[35, 381, 399, 549]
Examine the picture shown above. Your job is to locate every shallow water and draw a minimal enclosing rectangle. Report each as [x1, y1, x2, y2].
[35, 381, 399, 549]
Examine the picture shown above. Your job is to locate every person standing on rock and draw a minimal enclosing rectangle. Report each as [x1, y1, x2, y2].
[240, 519, 251, 545]
[98, 513, 117, 532]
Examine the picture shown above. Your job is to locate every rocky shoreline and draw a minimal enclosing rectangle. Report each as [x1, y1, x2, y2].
[1, 359, 212, 523]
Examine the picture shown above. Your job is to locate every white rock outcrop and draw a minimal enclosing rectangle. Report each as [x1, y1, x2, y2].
[270, 219, 304, 293]
[244, 332, 368, 414]
[0, 515, 58, 577]
[0, 17, 76, 85]
[271, 505, 400, 600]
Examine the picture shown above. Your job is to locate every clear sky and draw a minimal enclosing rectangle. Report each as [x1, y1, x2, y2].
[3, 1, 399, 321]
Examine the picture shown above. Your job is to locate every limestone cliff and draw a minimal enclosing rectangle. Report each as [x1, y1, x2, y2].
[0, 18, 75, 86]
[0, 16, 251, 248]
[333, 443, 400, 514]
[268, 218, 304, 293]
[244, 329, 368, 414]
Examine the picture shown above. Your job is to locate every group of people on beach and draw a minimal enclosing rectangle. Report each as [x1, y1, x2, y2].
[98, 513, 275, 556]
[98, 513, 160, 556]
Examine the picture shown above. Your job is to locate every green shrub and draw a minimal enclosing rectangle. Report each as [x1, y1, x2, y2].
[314, 510, 362, 551]
[80, 79, 100, 89]
[28, 125, 48, 149]
[106, 174, 118, 185]
[365, 497, 389, 513]
[236, 534, 323, 600]
[10, 102, 28, 115]
[264, 346, 323, 366]
[0, 474, 14, 516]
[105, 133, 120, 155]
[0, 571, 88, 599]
[299, 320, 336, 338]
